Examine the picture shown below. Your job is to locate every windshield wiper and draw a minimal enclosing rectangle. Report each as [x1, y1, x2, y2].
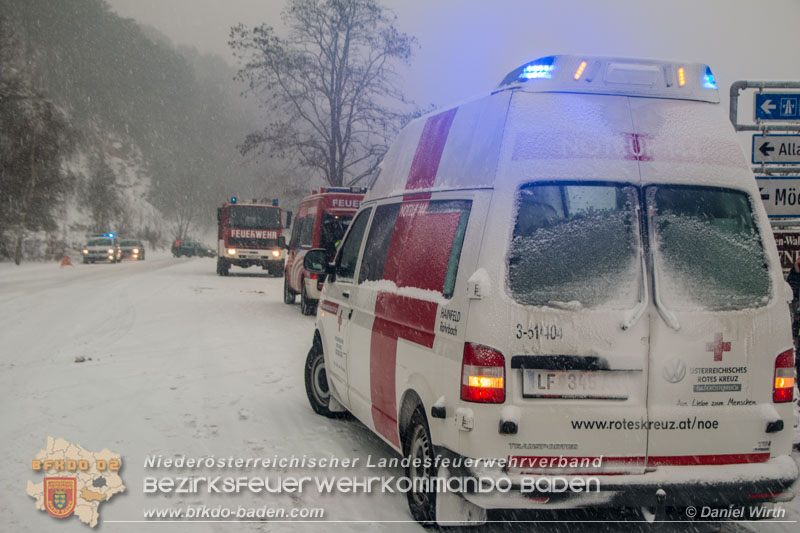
[621, 249, 649, 331]
[647, 208, 680, 331]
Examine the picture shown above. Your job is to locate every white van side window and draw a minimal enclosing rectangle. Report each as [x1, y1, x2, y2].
[334, 208, 371, 282]
[358, 200, 471, 298]
[508, 183, 642, 308]
[647, 186, 770, 310]
[297, 216, 314, 248]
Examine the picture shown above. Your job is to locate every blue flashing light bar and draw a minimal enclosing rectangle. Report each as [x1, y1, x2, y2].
[496, 55, 720, 104]
[702, 66, 717, 90]
[230, 196, 237, 204]
[519, 56, 556, 80]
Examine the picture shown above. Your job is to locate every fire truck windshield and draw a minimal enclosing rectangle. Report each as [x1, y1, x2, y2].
[228, 206, 281, 230]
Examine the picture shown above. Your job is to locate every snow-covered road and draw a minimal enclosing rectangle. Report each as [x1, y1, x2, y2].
[0, 255, 797, 532]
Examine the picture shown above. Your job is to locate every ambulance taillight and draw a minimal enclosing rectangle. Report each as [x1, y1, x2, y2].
[773, 349, 795, 403]
[461, 343, 505, 403]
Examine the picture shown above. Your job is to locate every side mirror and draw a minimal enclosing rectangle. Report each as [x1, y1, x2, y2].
[304, 248, 331, 275]
[217, 208, 221, 223]
[278, 236, 287, 249]
[285, 210, 293, 229]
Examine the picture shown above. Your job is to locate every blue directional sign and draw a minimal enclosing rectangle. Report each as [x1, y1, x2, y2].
[755, 93, 800, 121]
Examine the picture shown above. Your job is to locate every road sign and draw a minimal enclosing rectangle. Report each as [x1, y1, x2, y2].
[755, 93, 800, 121]
[773, 230, 800, 270]
[756, 177, 800, 217]
[752, 135, 800, 164]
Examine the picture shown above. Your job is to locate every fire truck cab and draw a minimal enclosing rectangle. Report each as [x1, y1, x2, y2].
[284, 187, 365, 315]
[216, 198, 289, 277]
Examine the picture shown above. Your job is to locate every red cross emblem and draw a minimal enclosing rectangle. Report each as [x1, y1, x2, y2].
[705, 332, 731, 362]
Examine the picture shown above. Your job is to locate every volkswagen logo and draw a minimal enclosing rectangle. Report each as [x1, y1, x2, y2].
[662, 358, 687, 384]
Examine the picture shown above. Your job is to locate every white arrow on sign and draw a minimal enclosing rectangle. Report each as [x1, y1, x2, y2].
[761, 99, 777, 115]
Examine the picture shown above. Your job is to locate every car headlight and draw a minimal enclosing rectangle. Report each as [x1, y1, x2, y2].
[82, 249, 88, 254]
[107, 249, 114, 254]
[226, 248, 236, 255]
[133, 248, 139, 253]
[271, 250, 280, 257]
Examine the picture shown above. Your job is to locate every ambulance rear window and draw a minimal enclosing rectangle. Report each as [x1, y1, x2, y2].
[648, 186, 770, 310]
[508, 183, 641, 308]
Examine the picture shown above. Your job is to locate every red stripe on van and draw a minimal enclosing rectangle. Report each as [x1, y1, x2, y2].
[647, 453, 769, 466]
[367, 113, 459, 447]
[370, 294, 438, 447]
[405, 109, 457, 191]
[369, 207, 458, 447]
[508, 453, 769, 472]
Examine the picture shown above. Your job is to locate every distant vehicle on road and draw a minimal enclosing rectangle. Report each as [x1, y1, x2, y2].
[216, 198, 290, 276]
[199, 244, 215, 257]
[172, 241, 209, 258]
[284, 187, 365, 315]
[81, 234, 121, 264]
[119, 239, 145, 260]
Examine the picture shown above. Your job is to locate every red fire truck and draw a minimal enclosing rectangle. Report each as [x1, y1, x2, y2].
[284, 187, 365, 314]
[216, 198, 291, 277]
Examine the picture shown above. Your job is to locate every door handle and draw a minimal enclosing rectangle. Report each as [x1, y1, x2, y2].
[348, 309, 353, 320]
[342, 291, 350, 298]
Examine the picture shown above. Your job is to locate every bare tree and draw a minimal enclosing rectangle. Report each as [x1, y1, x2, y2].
[230, 0, 416, 187]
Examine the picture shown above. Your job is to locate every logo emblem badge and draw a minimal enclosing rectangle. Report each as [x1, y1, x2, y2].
[705, 332, 731, 362]
[44, 477, 76, 518]
[662, 358, 687, 384]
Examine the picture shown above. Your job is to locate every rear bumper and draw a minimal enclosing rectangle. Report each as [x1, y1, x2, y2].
[439, 448, 797, 510]
[224, 255, 284, 269]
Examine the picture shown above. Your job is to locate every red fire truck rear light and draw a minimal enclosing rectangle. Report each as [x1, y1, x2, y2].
[773, 349, 794, 403]
[461, 343, 505, 403]
[308, 273, 318, 280]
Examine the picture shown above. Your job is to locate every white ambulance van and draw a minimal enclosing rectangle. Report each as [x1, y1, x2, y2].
[302, 55, 798, 525]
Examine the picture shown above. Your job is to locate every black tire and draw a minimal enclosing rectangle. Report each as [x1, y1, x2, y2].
[304, 341, 337, 417]
[403, 408, 438, 526]
[217, 258, 230, 276]
[284, 276, 296, 304]
[300, 281, 317, 315]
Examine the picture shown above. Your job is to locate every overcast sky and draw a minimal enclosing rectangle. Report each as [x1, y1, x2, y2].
[105, 0, 799, 153]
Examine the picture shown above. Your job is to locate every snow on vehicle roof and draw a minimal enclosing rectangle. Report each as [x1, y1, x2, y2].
[366, 55, 753, 204]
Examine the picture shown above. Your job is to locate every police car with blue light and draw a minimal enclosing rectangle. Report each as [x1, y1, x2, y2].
[81, 233, 122, 264]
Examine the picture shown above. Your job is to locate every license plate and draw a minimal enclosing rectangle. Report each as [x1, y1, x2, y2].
[522, 370, 632, 400]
